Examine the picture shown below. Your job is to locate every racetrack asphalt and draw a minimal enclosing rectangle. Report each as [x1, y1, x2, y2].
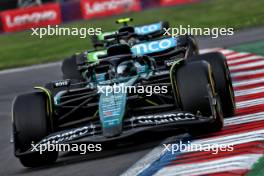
[0, 26, 263, 176]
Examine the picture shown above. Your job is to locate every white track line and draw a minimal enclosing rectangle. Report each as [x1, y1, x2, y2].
[154, 154, 261, 176]
[191, 129, 264, 146]
[226, 52, 250, 59]
[123, 129, 264, 176]
[236, 98, 264, 109]
[229, 60, 264, 70]
[228, 55, 264, 64]
[146, 129, 264, 157]
[233, 78, 264, 87]
[235, 86, 264, 97]
[219, 49, 235, 55]
[120, 135, 188, 176]
[231, 69, 264, 78]
[199, 48, 222, 54]
[0, 62, 61, 75]
[224, 112, 264, 126]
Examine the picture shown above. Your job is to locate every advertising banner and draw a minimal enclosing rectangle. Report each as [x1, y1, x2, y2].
[160, 0, 197, 6]
[0, 3, 62, 32]
[80, 0, 141, 19]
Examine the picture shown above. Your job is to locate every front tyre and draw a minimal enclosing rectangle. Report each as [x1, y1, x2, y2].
[173, 61, 224, 135]
[188, 52, 235, 117]
[12, 92, 58, 167]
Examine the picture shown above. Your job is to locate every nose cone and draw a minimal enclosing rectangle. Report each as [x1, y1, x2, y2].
[98, 85, 127, 137]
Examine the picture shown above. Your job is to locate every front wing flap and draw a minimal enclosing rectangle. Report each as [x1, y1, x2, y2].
[15, 111, 215, 156]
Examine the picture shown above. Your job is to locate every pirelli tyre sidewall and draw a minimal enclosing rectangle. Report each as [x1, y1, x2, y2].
[174, 61, 223, 134]
[61, 54, 83, 81]
[188, 52, 235, 117]
[12, 92, 58, 167]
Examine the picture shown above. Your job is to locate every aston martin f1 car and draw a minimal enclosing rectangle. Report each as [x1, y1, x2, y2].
[12, 43, 227, 167]
[62, 30, 235, 118]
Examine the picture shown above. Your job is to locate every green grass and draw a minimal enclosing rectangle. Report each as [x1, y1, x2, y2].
[247, 156, 264, 176]
[1, 0, 264, 69]
[231, 40, 264, 56]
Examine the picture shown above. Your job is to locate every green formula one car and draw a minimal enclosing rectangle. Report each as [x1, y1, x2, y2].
[12, 43, 229, 167]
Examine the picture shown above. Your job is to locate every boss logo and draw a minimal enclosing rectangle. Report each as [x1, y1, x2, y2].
[54, 80, 70, 87]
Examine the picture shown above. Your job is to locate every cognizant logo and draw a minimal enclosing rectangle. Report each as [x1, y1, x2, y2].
[135, 22, 162, 35]
[131, 38, 176, 56]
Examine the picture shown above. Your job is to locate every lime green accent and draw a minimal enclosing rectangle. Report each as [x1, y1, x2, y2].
[145, 99, 159, 106]
[231, 41, 264, 56]
[139, 96, 159, 106]
[34, 86, 54, 130]
[34, 87, 53, 117]
[34, 86, 55, 131]
[169, 59, 183, 107]
[98, 34, 104, 41]
[116, 18, 133, 24]
[93, 109, 99, 118]
[87, 50, 107, 62]
[98, 31, 116, 41]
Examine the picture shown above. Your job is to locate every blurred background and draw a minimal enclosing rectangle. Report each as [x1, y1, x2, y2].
[0, 0, 263, 70]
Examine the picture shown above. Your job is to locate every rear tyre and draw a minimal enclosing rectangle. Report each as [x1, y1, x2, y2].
[61, 55, 83, 81]
[174, 61, 223, 135]
[188, 52, 235, 117]
[12, 92, 58, 167]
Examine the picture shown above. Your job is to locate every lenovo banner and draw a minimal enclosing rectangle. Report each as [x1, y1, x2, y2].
[0, 3, 62, 32]
[80, 0, 141, 19]
[160, 0, 197, 6]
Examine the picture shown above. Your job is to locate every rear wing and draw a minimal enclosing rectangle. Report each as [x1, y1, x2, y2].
[93, 21, 170, 43]
[134, 21, 169, 35]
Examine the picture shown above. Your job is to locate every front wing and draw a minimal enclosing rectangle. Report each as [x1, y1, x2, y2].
[15, 111, 216, 156]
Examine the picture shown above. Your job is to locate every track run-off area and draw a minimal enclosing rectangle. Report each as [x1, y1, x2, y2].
[122, 48, 264, 176]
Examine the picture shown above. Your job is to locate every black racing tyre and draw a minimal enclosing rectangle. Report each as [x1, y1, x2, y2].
[12, 92, 58, 167]
[188, 52, 235, 117]
[61, 55, 83, 80]
[174, 61, 223, 134]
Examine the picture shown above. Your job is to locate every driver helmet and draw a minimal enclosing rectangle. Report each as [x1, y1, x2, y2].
[117, 60, 138, 77]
